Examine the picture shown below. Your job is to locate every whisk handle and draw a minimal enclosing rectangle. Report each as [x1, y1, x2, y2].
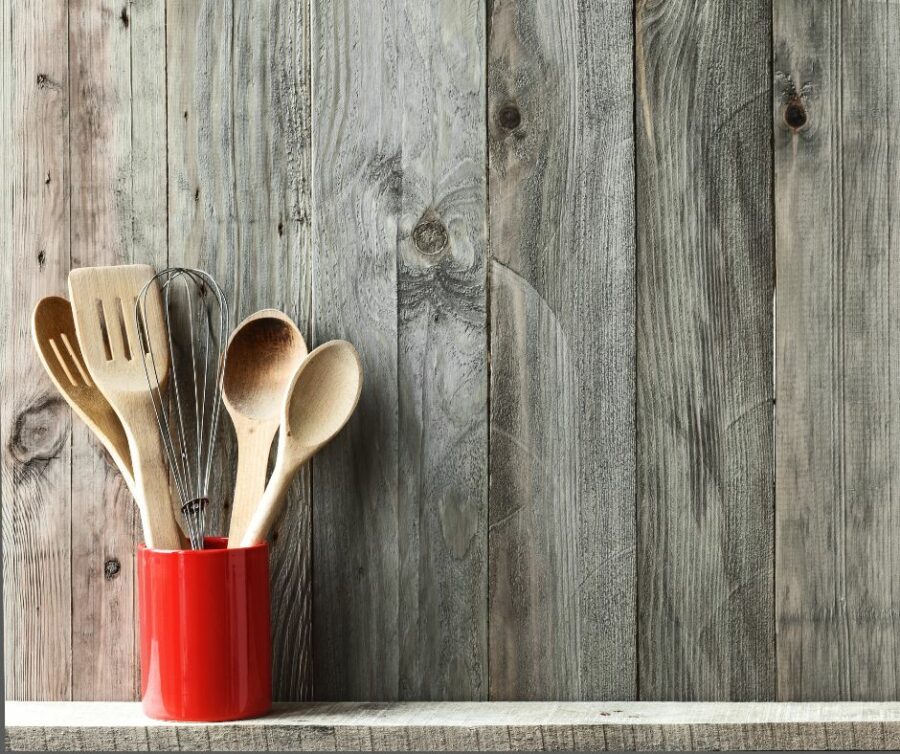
[238, 455, 303, 547]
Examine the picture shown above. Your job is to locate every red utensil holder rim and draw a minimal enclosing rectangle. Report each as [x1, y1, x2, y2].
[138, 535, 266, 554]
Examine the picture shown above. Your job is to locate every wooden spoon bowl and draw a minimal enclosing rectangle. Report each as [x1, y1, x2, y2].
[223, 312, 308, 420]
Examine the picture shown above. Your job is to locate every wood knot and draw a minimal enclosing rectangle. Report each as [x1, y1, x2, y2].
[120, 7, 129, 27]
[784, 98, 807, 130]
[104, 558, 121, 580]
[497, 104, 521, 131]
[37, 250, 46, 268]
[412, 216, 448, 256]
[8, 396, 68, 467]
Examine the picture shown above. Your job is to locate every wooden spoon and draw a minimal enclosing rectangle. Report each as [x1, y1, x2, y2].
[223, 309, 307, 547]
[239, 340, 363, 546]
[32, 295, 136, 496]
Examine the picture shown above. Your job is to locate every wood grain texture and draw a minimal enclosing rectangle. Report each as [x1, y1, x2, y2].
[1, 0, 73, 701]
[775, 0, 900, 700]
[487, 0, 636, 699]
[11, 701, 900, 751]
[310, 0, 488, 700]
[635, 0, 774, 699]
[166, 0, 313, 700]
[68, 0, 168, 696]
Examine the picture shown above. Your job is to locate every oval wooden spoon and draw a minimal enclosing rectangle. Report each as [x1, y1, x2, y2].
[239, 340, 363, 546]
[224, 310, 307, 547]
[32, 296, 136, 496]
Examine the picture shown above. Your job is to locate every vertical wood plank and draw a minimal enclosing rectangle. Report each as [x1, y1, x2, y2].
[311, 0, 488, 699]
[486, 0, 636, 699]
[68, 0, 167, 700]
[635, 0, 775, 699]
[166, 0, 313, 700]
[773, 0, 842, 702]
[775, 0, 900, 700]
[310, 0, 400, 699]
[394, 1, 488, 701]
[1, 0, 73, 700]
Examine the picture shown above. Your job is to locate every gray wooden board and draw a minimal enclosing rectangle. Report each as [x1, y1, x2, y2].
[67, 0, 168, 700]
[775, 0, 900, 700]
[487, 0, 636, 700]
[635, 0, 775, 699]
[10, 701, 900, 751]
[1, 0, 73, 701]
[165, 0, 313, 700]
[310, 0, 489, 699]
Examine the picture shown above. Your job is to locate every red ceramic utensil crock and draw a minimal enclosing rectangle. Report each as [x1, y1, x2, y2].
[138, 537, 271, 722]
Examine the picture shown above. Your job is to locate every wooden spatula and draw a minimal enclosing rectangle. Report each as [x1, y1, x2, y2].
[68, 264, 182, 550]
[239, 340, 363, 546]
[32, 295, 136, 495]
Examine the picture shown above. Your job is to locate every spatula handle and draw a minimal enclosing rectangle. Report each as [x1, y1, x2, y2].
[238, 455, 304, 547]
[125, 413, 184, 550]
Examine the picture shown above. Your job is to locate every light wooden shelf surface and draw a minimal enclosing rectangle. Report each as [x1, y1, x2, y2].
[8, 701, 900, 751]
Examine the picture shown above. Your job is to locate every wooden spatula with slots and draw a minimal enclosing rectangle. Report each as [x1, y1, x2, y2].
[32, 295, 136, 496]
[68, 265, 183, 550]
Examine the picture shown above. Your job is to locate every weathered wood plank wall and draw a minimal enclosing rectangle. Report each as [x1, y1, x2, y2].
[2, 0, 73, 702]
[775, 0, 900, 701]
[487, 0, 635, 700]
[4, 0, 900, 703]
[309, 0, 488, 700]
[635, 0, 774, 699]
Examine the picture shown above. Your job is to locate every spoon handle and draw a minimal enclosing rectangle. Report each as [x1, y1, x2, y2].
[239, 454, 306, 546]
[227, 427, 278, 547]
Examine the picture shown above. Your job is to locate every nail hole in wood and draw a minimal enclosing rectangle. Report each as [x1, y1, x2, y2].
[498, 104, 521, 131]
[104, 559, 121, 580]
[784, 99, 807, 130]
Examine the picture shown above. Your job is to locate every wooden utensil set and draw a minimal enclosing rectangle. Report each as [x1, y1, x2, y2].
[32, 264, 363, 551]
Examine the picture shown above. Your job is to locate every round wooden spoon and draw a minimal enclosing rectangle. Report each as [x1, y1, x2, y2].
[239, 340, 363, 546]
[224, 309, 307, 547]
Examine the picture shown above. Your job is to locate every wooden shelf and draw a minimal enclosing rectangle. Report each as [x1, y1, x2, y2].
[7, 701, 900, 751]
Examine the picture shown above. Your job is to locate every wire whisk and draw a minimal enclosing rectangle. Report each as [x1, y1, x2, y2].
[136, 268, 228, 549]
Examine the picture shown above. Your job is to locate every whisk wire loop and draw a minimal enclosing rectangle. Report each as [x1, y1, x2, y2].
[136, 268, 228, 549]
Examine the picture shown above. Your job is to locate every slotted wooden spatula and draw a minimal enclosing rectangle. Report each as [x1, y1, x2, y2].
[69, 265, 182, 549]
